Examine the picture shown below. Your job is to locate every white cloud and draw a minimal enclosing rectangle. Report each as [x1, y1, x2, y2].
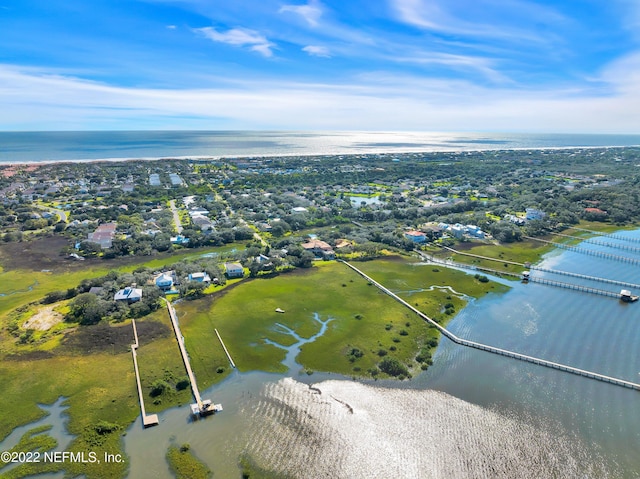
[1, 63, 639, 133]
[195, 26, 275, 57]
[166, 25, 177, 30]
[280, 1, 323, 27]
[303, 45, 331, 58]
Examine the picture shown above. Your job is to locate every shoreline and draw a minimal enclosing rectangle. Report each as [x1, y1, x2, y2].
[1, 143, 639, 167]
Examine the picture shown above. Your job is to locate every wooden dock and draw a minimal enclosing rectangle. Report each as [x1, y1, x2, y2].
[163, 299, 221, 417]
[340, 260, 640, 392]
[524, 275, 626, 299]
[215, 328, 236, 368]
[130, 320, 159, 428]
[551, 232, 640, 254]
[435, 246, 640, 291]
[568, 226, 640, 244]
[523, 236, 640, 266]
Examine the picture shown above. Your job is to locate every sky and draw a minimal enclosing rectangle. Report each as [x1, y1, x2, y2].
[0, 0, 639, 132]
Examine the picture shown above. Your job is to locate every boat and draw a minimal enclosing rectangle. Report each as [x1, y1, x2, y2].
[620, 290, 639, 302]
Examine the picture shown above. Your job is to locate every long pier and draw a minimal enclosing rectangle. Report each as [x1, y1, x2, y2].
[215, 328, 236, 368]
[551, 232, 640, 254]
[130, 320, 159, 428]
[523, 236, 640, 266]
[340, 260, 640, 391]
[163, 299, 219, 416]
[568, 226, 640, 244]
[436, 246, 640, 291]
[529, 266, 640, 290]
[525, 276, 623, 299]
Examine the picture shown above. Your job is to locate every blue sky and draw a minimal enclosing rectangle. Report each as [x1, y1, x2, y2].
[0, 0, 639, 132]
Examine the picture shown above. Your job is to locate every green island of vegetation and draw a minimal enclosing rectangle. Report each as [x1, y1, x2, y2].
[1, 147, 638, 477]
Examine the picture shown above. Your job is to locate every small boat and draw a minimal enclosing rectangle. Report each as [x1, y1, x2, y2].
[620, 290, 639, 302]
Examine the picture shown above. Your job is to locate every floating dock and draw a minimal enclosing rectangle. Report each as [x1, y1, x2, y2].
[340, 260, 640, 392]
[130, 320, 159, 428]
[163, 299, 222, 417]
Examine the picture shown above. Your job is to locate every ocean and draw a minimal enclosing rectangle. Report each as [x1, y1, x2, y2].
[1, 130, 640, 163]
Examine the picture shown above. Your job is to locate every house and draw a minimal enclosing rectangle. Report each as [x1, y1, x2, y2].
[88, 222, 117, 249]
[404, 230, 427, 243]
[335, 239, 353, 249]
[170, 235, 190, 245]
[114, 286, 143, 303]
[290, 206, 308, 214]
[301, 239, 335, 259]
[192, 215, 215, 231]
[525, 208, 546, 221]
[224, 263, 244, 278]
[155, 272, 174, 291]
[188, 272, 211, 282]
[450, 224, 465, 239]
[255, 254, 271, 264]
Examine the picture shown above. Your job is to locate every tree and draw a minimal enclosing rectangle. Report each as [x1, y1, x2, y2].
[68, 293, 109, 325]
[378, 357, 409, 377]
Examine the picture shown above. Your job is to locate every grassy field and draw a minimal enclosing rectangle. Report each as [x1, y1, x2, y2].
[188, 258, 507, 379]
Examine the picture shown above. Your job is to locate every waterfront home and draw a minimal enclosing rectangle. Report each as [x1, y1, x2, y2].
[114, 286, 143, 303]
[224, 263, 245, 278]
[404, 230, 427, 243]
[301, 239, 335, 259]
[188, 272, 211, 282]
[155, 272, 175, 291]
[88, 222, 117, 249]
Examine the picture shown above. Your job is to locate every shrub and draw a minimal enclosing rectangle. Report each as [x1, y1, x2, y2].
[378, 357, 409, 377]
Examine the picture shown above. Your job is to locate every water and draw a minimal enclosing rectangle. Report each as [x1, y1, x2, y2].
[2, 131, 640, 163]
[348, 195, 383, 206]
[4, 231, 640, 477]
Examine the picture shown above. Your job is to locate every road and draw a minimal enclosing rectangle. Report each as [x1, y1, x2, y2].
[169, 199, 183, 234]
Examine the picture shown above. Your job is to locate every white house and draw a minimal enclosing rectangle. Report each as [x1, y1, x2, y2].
[224, 263, 244, 278]
[155, 272, 174, 291]
[188, 272, 211, 282]
[114, 287, 143, 303]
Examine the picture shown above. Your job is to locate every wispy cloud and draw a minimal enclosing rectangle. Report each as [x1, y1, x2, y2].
[279, 1, 323, 27]
[303, 45, 331, 58]
[1, 63, 639, 133]
[194, 26, 275, 57]
[388, 0, 562, 45]
[393, 52, 509, 83]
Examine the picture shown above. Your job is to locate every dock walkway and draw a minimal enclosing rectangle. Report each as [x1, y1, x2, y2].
[428, 248, 640, 292]
[130, 320, 159, 428]
[339, 260, 640, 392]
[215, 328, 236, 368]
[523, 236, 640, 266]
[568, 227, 640, 244]
[552, 232, 640, 254]
[163, 299, 219, 415]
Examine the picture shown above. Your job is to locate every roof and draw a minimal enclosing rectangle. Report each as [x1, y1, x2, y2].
[404, 230, 426, 237]
[301, 239, 332, 251]
[224, 262, 244, 271]
[114, 287, 143, 301]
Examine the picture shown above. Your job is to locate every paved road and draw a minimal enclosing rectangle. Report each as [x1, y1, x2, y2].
[169, 199, 183, 234]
